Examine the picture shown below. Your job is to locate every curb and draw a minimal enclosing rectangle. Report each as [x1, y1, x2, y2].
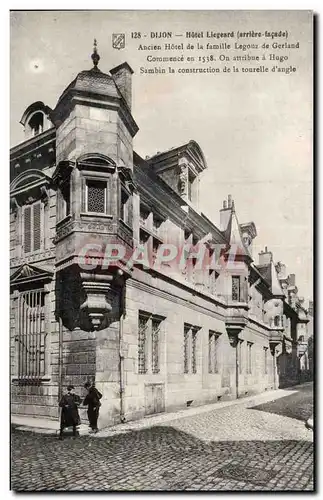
[13, 424, 91, 437]
[12, 382, 312, 437]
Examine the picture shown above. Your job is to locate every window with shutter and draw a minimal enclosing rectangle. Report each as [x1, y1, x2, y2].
[23, 202, 43, 254]
[23, 206, 32, 253]
[33, 203, 41, 251]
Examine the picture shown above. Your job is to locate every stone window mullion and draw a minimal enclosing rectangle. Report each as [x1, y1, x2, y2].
[146, 317, 152, 374]
[151, 317, 161, 374]
[184, 324, 190, 374]
[192, 328, 197, 374]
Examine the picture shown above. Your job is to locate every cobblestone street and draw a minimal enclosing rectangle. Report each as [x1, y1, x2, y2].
[11, 383, 314, 491]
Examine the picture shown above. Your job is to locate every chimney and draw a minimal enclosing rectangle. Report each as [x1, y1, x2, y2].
[276, 262, 287, 279]
[258, 247, 273, 266]
[288, 273, 296, 287]
[110, 62, 134, 111]
[220, 194, 233, 230]
[308, 300, 313, 316]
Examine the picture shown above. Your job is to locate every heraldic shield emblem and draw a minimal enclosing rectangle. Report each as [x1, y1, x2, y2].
[112, 33, 126, 50]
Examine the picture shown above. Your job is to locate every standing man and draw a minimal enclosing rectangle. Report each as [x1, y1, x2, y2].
[83, 382, 102, 433]
[58, 385, 81, 439]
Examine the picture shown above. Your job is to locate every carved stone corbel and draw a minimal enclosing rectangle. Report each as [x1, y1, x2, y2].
[226, 327, 242, 347]
[269, 331, 283, 356]
[80, 273, 116, 331]
[225, 307, 248, 346]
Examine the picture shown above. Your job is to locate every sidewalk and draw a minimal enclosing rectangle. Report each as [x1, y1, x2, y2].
[11, 383, 311, 437]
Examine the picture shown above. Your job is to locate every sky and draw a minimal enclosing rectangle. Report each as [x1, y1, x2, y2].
[10, 10, 313, 302]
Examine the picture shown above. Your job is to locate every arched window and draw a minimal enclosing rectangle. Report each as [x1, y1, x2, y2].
[28, 112, 44, 137]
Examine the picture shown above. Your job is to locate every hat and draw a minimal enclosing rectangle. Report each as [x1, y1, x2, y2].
[67, 385, 75, 391]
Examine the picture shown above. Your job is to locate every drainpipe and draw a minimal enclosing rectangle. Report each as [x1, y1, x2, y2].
[119, 280, 126, 423]
[236, 341, 239, 399]
[58, 316, 63, 401]
[273, 349, 277, 389]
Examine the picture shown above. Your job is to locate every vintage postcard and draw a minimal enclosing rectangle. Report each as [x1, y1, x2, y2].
[10, 10, 313, 492]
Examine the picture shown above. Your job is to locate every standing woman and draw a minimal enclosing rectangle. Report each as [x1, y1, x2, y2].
[58, 385, 81, 439]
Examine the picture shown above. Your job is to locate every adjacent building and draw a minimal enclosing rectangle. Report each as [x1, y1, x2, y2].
[10, 46, 312, 427]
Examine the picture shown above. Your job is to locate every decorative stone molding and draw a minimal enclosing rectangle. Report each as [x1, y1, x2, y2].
[10, 250, 55, 267]
[178, 162, 188, 196]
[54, 219, 116, 242]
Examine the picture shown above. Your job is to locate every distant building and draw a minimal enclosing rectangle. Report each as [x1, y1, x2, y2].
[10, 45, 312, 426]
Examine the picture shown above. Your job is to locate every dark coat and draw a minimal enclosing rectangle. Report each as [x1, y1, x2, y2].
[59, 393, 81, 428]
[83, 387, 102, 409]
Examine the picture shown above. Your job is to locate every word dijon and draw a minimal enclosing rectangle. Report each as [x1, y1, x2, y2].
[148, 31, 234, 39]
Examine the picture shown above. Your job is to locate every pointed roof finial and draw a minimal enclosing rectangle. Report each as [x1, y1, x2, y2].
[91, 38, 100, 70]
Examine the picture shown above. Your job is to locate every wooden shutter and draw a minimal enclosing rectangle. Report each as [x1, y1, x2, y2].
[33, 203, 41, 251]
[23, 206, 32, 253]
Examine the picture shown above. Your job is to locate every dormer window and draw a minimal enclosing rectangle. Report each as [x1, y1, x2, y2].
[20, 102, 52, 141]
[28, 112, 44, 137]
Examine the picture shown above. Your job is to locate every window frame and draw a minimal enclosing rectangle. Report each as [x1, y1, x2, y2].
[85, 179, 107, 215]
[263, 346, 268, 374]
[22, 200, 44, 255]
[208, 330, 220, 374]
[14, 288, 49, 381]
[184, 323, 200, 374]
[232, 275, 241, 302]
[138, 311, 164, 375]
[238, 339, 244, 374]
[28, 111, 44, 137]
[120, 183, 132, 228]
[247, 341, 253, 374]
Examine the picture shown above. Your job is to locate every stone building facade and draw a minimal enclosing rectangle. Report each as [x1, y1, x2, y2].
[10, 47, 312, 427]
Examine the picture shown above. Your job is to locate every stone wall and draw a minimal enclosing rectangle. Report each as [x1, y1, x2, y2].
[119, 267, 275, 423]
